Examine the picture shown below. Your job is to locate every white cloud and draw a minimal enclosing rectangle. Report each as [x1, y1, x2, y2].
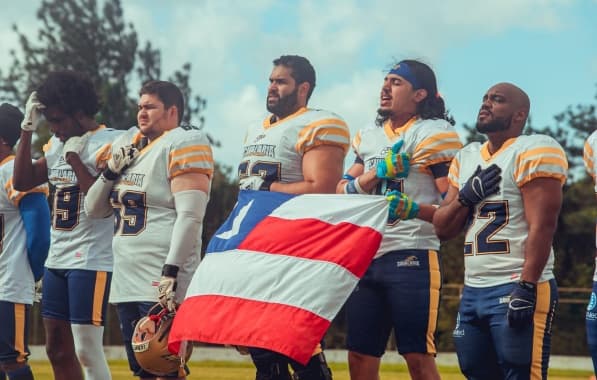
[313, 69, 383, 135]
[207, 84, 264, 170]
[0, 0, 587, 172]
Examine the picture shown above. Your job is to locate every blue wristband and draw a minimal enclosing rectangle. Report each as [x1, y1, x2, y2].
[342, 173, 355, 181]
[345, 179, 359, 194]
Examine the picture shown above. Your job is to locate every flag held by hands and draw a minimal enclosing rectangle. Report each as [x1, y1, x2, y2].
[169, 190, 387, 364]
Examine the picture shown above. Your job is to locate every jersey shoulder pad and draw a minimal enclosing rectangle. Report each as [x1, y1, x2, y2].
[166, 127, 213, 179]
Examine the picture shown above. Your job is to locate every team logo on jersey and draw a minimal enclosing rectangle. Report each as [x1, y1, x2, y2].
[396, 255, 420, 268]
[588, 292, 597, 311]
[243, 144, 276, 158]
[253, 134, 266, 143]
[119, 173, 146, 187]
[49, 168, 78, 184]
[365, 157, 385, 171]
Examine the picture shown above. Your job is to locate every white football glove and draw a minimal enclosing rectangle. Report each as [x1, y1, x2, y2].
[21, 92, 46, 132]
[239, 176, 264, 190]
[62, 132, 91, 161]
[107, 144, 140, 175]
[34, 280, 43, 303]
[157, 276, 177, 312]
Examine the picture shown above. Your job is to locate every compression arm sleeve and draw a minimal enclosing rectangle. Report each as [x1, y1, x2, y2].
[165, 190, 208, 267]
[84, 174, 115, 218]
[19, 193, 50, 281]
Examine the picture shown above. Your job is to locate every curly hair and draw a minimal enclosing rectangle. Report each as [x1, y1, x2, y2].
[36, 70, 100, 117]
[376, 59, 454, 126]
[0, 103, 24, 147]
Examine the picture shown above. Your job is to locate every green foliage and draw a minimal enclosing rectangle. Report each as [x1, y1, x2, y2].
[0, 0, 231, 253]
[0, 0, 210, 135]
[202, 163, 239, 255]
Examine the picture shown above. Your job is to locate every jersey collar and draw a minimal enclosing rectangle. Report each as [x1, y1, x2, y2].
[480, 137, 518, 161]
[383, 116, 418, 140]
[263, 107, 309, 129]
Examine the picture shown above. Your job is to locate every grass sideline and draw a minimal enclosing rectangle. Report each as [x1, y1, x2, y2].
[26, 360, 594, 379]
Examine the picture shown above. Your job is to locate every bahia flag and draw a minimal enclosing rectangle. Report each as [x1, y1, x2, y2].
[169, 190, 387, 364]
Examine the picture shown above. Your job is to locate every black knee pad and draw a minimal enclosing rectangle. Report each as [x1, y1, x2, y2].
[291, 353, 333, 380]
[250, 348, 292, 380]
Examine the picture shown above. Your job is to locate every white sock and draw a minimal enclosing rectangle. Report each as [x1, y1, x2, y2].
[71, 324, 112, 380]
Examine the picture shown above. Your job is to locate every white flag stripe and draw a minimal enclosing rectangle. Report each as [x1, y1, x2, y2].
[270, 194, 388, 231]
[186, 250, 359, 320]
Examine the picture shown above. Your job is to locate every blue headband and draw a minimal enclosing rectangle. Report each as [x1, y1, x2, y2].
[388, 62, 421, 89]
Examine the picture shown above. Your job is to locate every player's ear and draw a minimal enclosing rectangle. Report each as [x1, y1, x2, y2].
[413, 88, 428, 104]
[167, 105, 178, 120]
[298, 82, 310, 99]
[513, 109, 528, 125]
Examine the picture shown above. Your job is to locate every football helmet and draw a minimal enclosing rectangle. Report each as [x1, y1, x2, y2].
[131, 304, 193, 376]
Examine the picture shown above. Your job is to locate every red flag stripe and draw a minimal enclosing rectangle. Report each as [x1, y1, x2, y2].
[238, 217, 382, 277]
[184, 250, 358, 320]
[169, 294, 329, 365]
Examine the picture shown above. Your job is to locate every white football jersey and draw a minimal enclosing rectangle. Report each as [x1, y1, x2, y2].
[109, 126, 214, 303]
[43, 126, 121, 271]
[239, 107, 350, 184]
[583, 130, 597, 281]
[0, 156, 48, 304]
[449, 135, 568, 287]
[353, 117, 462, 257]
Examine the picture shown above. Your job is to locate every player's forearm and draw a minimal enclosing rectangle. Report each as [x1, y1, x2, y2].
[432, 200, 469, 240]
[353, 169, 382, 193]
[65, 153, 96, 193]
[270, 178, 338, 194]
[165, 190, 208, 266]
[416, 203, 439, 223]
[84, 174, 115, 218]
[520, 224, 556, 283]
[13, 131, 39, 191]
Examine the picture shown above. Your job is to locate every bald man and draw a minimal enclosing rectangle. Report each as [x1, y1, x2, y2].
[433, 83, 568, 380]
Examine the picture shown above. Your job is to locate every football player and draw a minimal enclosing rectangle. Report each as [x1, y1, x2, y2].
[238, 55, 350, 380]
[0, 103, 50, 380]
[433, 83, 567, 380]
[85, 80, 214, 380]
[337, 60, 462, 380]
[13, 71, 121, 380]
[584, 131, 597, 377]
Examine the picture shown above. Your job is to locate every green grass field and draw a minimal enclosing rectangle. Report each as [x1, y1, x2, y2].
[27, 360, 594, 379]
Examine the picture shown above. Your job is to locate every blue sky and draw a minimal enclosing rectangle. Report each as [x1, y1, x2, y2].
[1, 0, 595, 170]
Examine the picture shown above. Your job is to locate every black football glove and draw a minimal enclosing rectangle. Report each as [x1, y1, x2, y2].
[458, 164, 502, 207]
[507, 281, 536, 328]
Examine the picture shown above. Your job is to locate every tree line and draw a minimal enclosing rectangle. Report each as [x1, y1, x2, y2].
[2, 0, 596, 355]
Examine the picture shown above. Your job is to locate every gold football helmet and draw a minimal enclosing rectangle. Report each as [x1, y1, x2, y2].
[131, 304, 193, 376]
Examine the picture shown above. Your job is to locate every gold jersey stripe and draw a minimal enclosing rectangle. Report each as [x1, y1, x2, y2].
[169, 145, 213, 160]
[170, 166, 214, 179]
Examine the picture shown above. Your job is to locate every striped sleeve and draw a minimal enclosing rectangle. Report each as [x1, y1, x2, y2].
[447, 153, 461, 188]
[584, 132, 597, 192]
[6, 178, 48, 206]
[514, 137, 568, 187]
[351, 130, 362, 156]
[95, 143, 112, 169]
[411, 129, 463, 173]
[295, 117, 350, 155]
[42, 138, 54, 153]
[168, 131, 214, 180]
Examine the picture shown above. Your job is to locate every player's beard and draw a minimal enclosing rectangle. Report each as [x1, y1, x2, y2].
[377, 108, 393, 119]
[267, 88, 299, 119]
[476, 114, 513, 133]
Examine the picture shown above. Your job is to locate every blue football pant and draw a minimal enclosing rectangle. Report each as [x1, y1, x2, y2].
[453, 280, 557, 380]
